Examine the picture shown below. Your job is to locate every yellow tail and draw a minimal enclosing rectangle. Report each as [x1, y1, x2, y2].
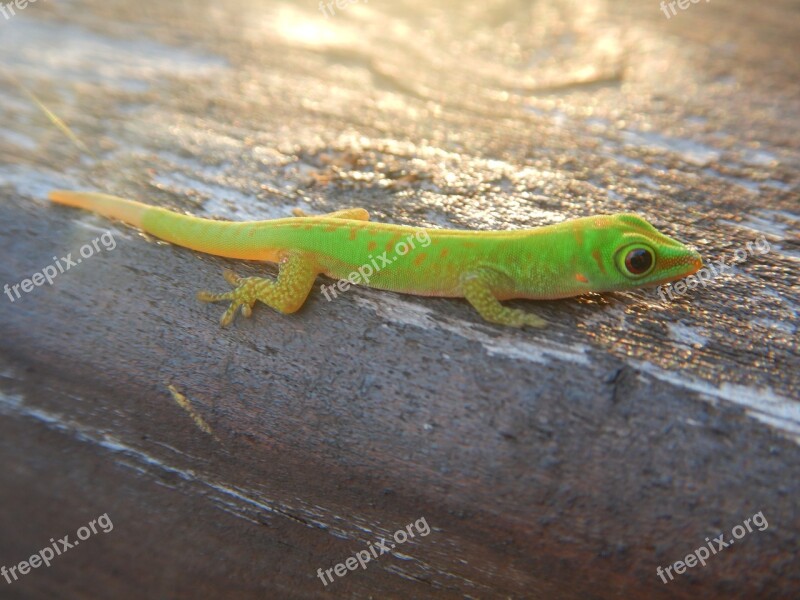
[49, 190, 149, 228]
[49, 189, 279, 260]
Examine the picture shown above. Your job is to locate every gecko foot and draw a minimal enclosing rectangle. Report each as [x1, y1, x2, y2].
[197, 256, 318, 327]
[197, 270, 258, 327]
[461, 270, 548, 328]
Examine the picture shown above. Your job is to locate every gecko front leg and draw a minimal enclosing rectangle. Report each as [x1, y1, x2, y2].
[197, 252, 319, 327]
[461, 269, 547, 328]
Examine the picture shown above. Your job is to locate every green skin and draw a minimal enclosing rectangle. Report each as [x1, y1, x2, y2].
[48, 191, 702, 327]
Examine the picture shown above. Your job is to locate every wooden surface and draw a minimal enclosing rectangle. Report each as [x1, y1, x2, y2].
[0, 0, 798, 598]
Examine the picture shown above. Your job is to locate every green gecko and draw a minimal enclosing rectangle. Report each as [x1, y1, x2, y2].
[48, 190, 702, 328]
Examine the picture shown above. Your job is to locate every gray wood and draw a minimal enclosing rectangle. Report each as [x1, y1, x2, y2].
[0, 0, 798, 598]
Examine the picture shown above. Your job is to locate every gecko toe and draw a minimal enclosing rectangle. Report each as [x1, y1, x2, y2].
[520, 313, 547, 327]
[197, 290, 232, 303]
[223, 269, 242, 286]
[219, 303, 242, 327]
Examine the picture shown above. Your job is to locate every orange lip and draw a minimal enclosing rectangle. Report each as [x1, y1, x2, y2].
[648, 255, 703, 288]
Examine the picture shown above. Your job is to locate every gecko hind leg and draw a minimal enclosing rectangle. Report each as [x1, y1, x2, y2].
[197, 253, 319, 327]
[461, 270, 547, 328]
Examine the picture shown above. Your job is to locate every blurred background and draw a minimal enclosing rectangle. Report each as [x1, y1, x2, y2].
[0, 1, 798, 598]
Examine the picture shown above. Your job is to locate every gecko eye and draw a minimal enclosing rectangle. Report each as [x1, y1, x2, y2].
[616, 245, 655, 278]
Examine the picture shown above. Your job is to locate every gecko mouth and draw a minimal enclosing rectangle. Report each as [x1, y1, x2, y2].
[647, 253, 703, 287]
[685, 255, 703, 276]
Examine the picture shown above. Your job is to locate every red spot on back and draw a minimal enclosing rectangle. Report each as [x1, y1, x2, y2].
[573, 224, 584, 246]
[413, 253, 428, 266]
[349, 228, 358, 240]
[386, 234, 401, 253]
[575, 273, 589, 283]
[367, 241, 378, 251]
[439, 248, 449, 258]
[592, 249, 606, 274]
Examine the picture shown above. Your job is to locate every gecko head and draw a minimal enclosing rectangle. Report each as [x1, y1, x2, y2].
[577, 214, 702, 293]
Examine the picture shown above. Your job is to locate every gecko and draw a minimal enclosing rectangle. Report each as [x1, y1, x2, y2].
[47, 190, 702, 328]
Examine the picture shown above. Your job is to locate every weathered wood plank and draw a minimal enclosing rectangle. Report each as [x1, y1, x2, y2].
[0, 0, 798, 598]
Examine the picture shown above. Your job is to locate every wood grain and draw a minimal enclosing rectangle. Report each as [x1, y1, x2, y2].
[0, 0, 798, 598]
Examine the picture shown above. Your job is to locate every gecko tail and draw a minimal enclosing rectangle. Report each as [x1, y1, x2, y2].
[49, 190, 149, 228]
[49, 189, 287, 260]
